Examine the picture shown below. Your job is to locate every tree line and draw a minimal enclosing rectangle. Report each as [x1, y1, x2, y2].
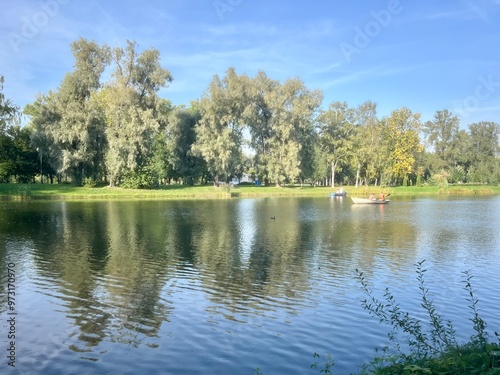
[1, 38, 500, 187]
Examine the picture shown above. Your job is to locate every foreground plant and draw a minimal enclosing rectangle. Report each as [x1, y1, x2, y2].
[311, 352, 335, 374]
[355, 260, 500, 374]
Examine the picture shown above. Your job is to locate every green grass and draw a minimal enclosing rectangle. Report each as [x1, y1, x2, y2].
[1, 183, 499, 201]
[390, 184, 500, 196]
[355, 184, 500, 197]
[0, 183, 332, 200]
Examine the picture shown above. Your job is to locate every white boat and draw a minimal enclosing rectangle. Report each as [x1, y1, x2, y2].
[330, 191, 347, 197]
[351, 197, 390, 204]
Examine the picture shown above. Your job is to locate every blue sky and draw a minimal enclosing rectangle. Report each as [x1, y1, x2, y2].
[1, 0, 500, 127]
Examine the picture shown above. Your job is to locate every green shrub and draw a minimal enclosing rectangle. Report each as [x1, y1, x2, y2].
[83, 177, 97, 188]
[355, 260, 500, 374]
[121, 167, 159, 189]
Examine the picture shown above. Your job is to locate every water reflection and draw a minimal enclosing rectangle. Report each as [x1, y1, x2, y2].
[0, 197, 499, 374]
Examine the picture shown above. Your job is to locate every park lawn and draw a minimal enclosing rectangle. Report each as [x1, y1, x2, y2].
[352, 184, 500, 197]
[0, 183, 499, 200]
[0, 183, 334, 200]
[389, 184, 500, 196]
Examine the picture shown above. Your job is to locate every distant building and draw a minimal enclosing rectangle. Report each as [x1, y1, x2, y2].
[231, 173, 255, 185]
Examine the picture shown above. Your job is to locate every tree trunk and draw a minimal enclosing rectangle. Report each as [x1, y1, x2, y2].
[355, 163, 360, 188]
[331, 160, 337, 188]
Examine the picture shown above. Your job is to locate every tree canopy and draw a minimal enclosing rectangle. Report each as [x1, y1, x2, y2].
[0, 38, 499, 187]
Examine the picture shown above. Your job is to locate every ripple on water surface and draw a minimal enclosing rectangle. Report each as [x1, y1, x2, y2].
[2, 197, 500, 374]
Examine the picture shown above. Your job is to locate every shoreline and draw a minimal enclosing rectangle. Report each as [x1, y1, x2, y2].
[1, 183, 499, 201]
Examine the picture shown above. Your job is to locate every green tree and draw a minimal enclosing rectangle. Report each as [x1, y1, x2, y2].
[467, 121, 500, 184]
[297, 129, 319, 186]
[423, 109, 461, 172]
[164, 105, 206, 185]
[0, 130, 16, 182]
[103, 40, 172, 187]
[24, 39, 111, 185]
[264, 78, 322, 186]
[452, 129, 473, 173]
[244, 72, 322, 186]
[0, 75, 19, 133]
[351, 101, 382, 186]
[24, 93, 62, 183]
[0, 126, 39, 183]
[57, 38, 110, 185]
[318, 101, 356, 187]
[243, 71, 277, 185]
[2, 126, 39, 182]
[0, 77, 38, 183]
[192, 68, 246, 186]
[0, 75, 22, 181]
[309, 141, 329, 185]
[383, 107, 423, 185]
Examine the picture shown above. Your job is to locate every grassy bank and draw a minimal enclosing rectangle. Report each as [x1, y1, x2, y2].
[1, 183, 499, 201]
[0, 183, 331, 200]
[356, 184, 500, 197]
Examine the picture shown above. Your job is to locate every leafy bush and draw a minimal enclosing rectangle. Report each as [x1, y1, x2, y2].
[450, 165, 466, 184]
[355, 260, 500, 374]
[83, 177, 97, 188]
[121, 167, 159, 189]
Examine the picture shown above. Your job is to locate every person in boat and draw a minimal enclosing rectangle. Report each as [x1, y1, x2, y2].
[379, 193, 385, 201]
[368, 193, 375, 200]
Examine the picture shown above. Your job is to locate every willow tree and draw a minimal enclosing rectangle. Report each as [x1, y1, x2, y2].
[243, 71, 277, 185]
[318, 101, 356, 187]
[0, 76, 23, 181]
[0, 75, 19, 133]
[192, 68, 246, 186]
[352, 101, 384, 186]
[25, 38, 111, 185]
[244, 73, 322, 186]
[383, 107, 423, 185]
[24, 93, 63, 183]
[423, 109, 460, 171]
[467, 121, 500, 183]
[164, 105, 206, 185]
[103, 40, 172, 187]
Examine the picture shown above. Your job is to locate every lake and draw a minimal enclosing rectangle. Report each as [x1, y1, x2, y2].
[1, 196, 500, 374]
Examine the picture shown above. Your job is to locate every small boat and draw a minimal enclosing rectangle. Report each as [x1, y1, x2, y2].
[330, 191, 347, 197]
[351, 197, 390, 204]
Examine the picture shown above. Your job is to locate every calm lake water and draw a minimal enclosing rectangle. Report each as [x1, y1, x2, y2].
[1, 196, 500, 374]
